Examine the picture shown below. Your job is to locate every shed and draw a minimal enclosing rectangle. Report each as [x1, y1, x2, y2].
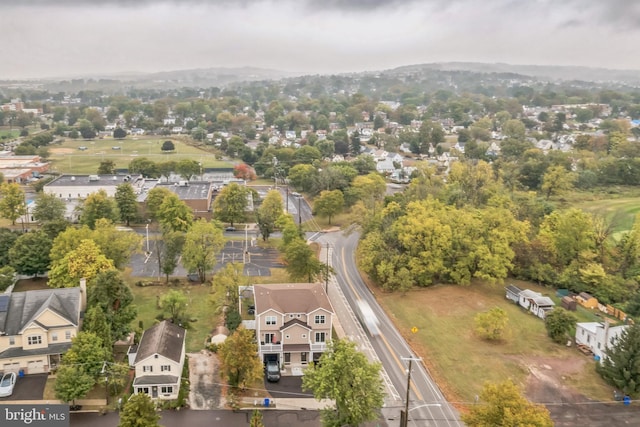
[576, 292, 598, 309]
[505, 285, 522, 304]
[561, 296, 577, 311]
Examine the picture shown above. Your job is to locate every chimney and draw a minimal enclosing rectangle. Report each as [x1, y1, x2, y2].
[79, 278, 87, 311]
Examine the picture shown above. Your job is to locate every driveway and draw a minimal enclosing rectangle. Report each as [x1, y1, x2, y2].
[188, 351, 221, 409]
[0, 373, 47, 401]
[265, 376, 313, 399]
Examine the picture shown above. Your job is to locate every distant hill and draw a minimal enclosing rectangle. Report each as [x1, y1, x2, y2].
[391, 62, 640, 85]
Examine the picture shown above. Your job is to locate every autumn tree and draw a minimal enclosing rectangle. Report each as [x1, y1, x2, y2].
[212, 183, 249, 226]
[256, 189, 284, 241]
[80, 189, 120, 228]
[462, 379, 553, 427]
[303, 339, 384, 427]
[597, 324, 640, 397]
[182, 219, 225, 282]
[234, 163, 257, 181]
[88, 269, 137, 341]
[48, 239, 115, 288]
[118, 393, 161, 427]
[0, 182, 26, 225]
[474, 307, 509, 341]
[219, 326, 263, 388]
[313, 189, 344, 225]
[115, 183, 138, 226]
[541, 165, 576, 200]
[9, 231, 52, 277]
[33, 192, 66, 223]
[154, 193, 192, 232]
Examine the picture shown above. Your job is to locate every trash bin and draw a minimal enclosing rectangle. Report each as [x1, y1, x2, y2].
[18, 369, 25, 377]
[263, 398, 270, 407]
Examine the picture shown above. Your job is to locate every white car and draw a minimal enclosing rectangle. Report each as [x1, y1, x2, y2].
[0, 372, 16, 397]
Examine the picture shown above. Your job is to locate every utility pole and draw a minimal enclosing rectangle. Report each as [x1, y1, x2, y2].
[400, 356, 422, 427]
[285, 185, 289, 213]
[325, 242, 330, 295]
[297, 196, 302, 230]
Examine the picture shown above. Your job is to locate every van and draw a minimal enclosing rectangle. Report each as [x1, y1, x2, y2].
[266, 361, 280, 382]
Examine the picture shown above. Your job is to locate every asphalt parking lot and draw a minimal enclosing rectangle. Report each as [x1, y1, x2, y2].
[0, 373, 47, 401]
[264, 376, 313, 399]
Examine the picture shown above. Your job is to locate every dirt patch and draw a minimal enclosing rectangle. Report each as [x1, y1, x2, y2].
[519, 356, 589, 404]
[188, 350, 222, 410]
[50, 148, 74, 154]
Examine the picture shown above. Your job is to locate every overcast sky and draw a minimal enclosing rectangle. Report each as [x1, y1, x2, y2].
[1, 0, 639, 79]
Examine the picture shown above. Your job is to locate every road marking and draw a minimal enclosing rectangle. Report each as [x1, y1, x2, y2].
[340, 247, 423, 402]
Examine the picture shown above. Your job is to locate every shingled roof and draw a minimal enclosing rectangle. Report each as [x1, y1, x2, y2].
[253, 283, 333, 315]
[134, 320, 185, 365]
[0, 287, 81, 336]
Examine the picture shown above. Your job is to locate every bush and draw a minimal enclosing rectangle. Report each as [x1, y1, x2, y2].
[474, 307, 509, 341]
[161, 140, 175, 151]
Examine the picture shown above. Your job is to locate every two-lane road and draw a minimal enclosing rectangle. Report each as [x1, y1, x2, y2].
[323, 231, 462, 427]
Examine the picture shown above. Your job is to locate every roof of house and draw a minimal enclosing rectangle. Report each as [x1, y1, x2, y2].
[45, 174, 143, 187]
[578, 292, 595, 300]
[281, 318, 311, 331]
[0, 287, 81, 336]
[254, 283, 333, 316]
[505, 285, 522, 295]
[134, 320, 185, 365]
[532, 296, 555, 307]
[519, 289, 541, 299]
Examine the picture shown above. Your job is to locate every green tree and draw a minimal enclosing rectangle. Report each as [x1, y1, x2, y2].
[249, 410, 265, 427]
[597, 324, 640, 397]
[158, 289, 191, 327]
[176, 159, 201, 181]
[256, 190, 284, 241]
[474, 307, 509, 341]
[541, 165, 576, 200]
[283, 239, 325, 282]
[0, 265, 15, 291]
[113, 128, 127, 139]
[157, 161, 176, 182]
[91, 219, 142, 269]
[48, 239, 115, 288]
[544, 308, 577, 344]
[145, 187, 172, 220]
[212, 183, 249, 227]
[88, 270, 137, 341]
[462, 379, 553, 427]
[33, 192, 66, 223]
[80, 189, 120, 229]
[219, 326, 263, 388]
[288, 164, 318, 193]
[118, 393, 161, 427]
[210, 263, 247, 326]
[303, 339, 384, 427]
[54, 365, 95, 407]
[161, 140, 175, 151]
[0, 228, 18, 267]
[0, 182, 26, 225]
[115, 183, 138, 226]
[9, 231, 52, 277]
[157, 193, 193, 232]
[128, 157, 159, 178]
[313, 189, 344, 225]
[156, 230, 185, 283]
[83, 305, 113, 351]
[182, 219, 225, 282]
[97, 160, 116, 175]
[63, 331, 110, 378]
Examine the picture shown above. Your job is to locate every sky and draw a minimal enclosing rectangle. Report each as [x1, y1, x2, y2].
[1, 0, 639, 80]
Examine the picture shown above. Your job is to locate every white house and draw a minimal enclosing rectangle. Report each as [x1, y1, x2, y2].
[131, 320, 186, 400]
[575, 321, 628, 362]
[518, 289, 555, 319]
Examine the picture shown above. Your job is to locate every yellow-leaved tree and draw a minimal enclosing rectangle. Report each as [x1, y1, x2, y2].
[48, 239, 115, 288]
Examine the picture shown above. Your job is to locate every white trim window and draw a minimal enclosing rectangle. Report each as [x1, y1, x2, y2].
[315, 332, 326, 342]
[314, 315, 325, 324]
[143, 365, 153, 373]
[161, 386, 173, 394]
[265, 316, 277, 325]
[161, 365, 171, 372]
[28, 335, 42, 345]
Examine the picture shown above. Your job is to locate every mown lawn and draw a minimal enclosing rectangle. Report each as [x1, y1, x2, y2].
[48, 136, 232, 174]
[375, 279, 613, 403]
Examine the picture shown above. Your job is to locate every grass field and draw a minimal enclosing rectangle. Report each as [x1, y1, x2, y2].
[48, 136, 233, 174]
[0, 129, 20, 139]
[375, 279, 613, 404]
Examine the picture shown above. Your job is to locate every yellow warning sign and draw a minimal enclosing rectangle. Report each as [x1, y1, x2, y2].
[411, 326, 418, 334]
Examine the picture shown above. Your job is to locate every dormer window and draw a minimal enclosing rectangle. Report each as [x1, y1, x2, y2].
[314, 315, 326, 324]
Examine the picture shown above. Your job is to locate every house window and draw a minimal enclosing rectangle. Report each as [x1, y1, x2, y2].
[65, 331, 71, 340]
[264, 333, 276, 344]
[315, 332, 326, 343]
[587, 335, 590, 343]
[301, 334, 306, 339]
[52, 332, 58, 342]
[301, 352, 307, 363]
[9, 337, 15, 345]
[314, 315, 325, 324]
[28, 336, 42, 345]
[143, 366, 153, 373]
[265, 316, 276, 325]
[285, 334, 290, 340]
[161, 365, 171, 372]
[139, 387, 150, 395]
[597, 343, 601, 349]
[161, 386, 173, 394]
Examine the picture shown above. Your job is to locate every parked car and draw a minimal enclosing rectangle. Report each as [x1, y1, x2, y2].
[78, 146, 88, 151]
[112, 146, 121, 150]
[265, 361, 280, 382]
[0, 372, 17, 397]
[225, 226, 236, 232]
[247, 305, 255, 315]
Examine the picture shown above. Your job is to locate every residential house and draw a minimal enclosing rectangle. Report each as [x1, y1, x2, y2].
[575, 321, 628, 362]
[376, 159, 396, 174]
[0, 282, 86, 375]
[253, 283, 334, 367]
[505, 284, 522, 304]
[518, 289, 555, 319]
[131, 320, 186, 400]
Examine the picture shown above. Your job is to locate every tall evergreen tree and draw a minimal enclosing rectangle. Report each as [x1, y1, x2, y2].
[597, 324, 640, 397]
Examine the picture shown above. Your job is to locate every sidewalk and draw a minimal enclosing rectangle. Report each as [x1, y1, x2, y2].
[240, 397, 333, 410]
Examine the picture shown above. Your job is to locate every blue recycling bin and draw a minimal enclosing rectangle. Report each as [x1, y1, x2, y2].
[264, 398, 270, 407]
[623, 395, 631, 406]
[18, 369, 25, 377]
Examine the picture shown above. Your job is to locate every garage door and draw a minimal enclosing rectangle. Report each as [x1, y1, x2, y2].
[3, 362, 19, 373]
[27, 360, 45, 374]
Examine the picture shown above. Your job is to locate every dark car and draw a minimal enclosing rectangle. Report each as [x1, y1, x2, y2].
[266, 361, 280, 382]
[247, 304, 256, 315]
[225, 226, 236, 232]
